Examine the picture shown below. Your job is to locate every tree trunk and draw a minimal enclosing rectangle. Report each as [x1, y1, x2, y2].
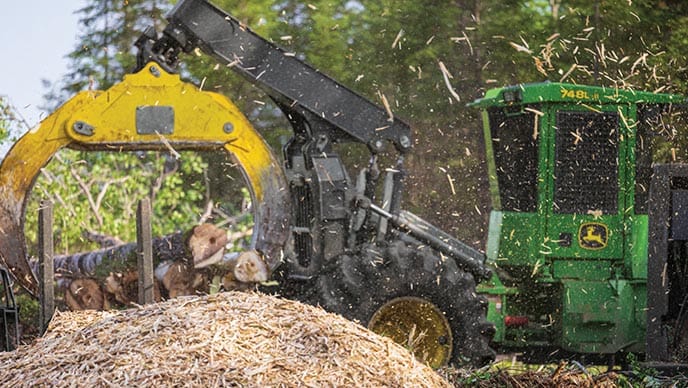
[31, 224, 269, 310]
[31, 224, 227, 281]
[48, 232, 183, 280]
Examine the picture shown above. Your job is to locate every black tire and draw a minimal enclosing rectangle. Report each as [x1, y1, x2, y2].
[316, 240, 496, 367]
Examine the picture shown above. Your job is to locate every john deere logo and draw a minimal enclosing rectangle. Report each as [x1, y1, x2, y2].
[578, 223, 608, 250]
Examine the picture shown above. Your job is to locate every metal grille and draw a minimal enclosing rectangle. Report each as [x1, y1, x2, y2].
[635, 105, 656, 214]
[554, 111, 619, 214]
[488, 107, 539, 212]
[292, 183, 313, 267]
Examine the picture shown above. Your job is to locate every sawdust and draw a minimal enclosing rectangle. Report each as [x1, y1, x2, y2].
[0, 291, 450, 387]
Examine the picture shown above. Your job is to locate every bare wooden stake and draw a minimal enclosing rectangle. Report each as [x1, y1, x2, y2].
[136, 198, 154, 305]
[38, 200, 54, 334]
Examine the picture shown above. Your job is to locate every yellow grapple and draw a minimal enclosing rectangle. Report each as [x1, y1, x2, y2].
[0, 63, 289, 296]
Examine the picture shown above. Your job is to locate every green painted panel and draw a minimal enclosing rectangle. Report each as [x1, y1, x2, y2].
[561, 281, 618, 353]
[542, 104, 628, 262]
[487, 211, 544, 268]
[552, 260, 612, 281]
[560, 280, 646, 353]
[477, 274, 517, 344]
[470, 82, 684, 109]
[626, 215, 649, 279]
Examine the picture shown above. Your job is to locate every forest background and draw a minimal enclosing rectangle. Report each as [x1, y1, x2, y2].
[1, 0, 688, 254]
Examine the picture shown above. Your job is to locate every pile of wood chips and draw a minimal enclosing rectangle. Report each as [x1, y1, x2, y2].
[0, 291, 450, 387]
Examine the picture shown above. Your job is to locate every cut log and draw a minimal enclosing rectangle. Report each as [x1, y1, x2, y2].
[158, 261, 209, 298]
[188, 224, 228, 268]
[30, 224, 227, 281]
[29, 224, 272, 310]
[64, 278, 108, 311]
[234, 251, 269, 283]
[221, 250, 269, 291]
[32, 224, 227, 310]
[103, 271, 162, 306]
[48, 233, 182, 280]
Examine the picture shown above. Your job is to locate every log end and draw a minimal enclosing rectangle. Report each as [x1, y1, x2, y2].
[65, 278, 107, 310]
[234, 251, 268, 283]
[188, 224, 228, 268]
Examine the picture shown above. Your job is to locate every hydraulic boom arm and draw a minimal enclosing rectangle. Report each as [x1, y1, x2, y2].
[137, 0, 412, 154]
[137, 0, 490, 280]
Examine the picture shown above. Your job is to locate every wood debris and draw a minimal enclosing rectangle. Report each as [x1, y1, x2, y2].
[0, 292, 450, 388]
[377, 90, 394, 122]
[438, 61, 461, 103]
[391, 29, 404, 49]
[509, 41, 532, 54]
[453, 369, 620, 388]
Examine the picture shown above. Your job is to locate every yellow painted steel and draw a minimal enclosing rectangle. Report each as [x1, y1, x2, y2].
[64, 63, 275, 201]
[0, 63, 289, 295]
[0, 92, 96, 294]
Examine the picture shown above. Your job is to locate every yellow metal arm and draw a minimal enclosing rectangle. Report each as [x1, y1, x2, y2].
[0, 63, 290, 296]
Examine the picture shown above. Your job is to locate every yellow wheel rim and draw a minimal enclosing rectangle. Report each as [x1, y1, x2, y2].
[368, 296, 452, 369]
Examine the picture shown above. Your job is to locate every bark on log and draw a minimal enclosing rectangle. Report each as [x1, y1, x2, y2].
[28, 224, 272, 311]
[30, 224, 227, 281]
[104, 271, 162, 306]
[81, 230, 124, 248]
[45, 233, 183, 281]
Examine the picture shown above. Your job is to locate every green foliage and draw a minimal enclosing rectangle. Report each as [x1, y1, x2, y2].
[0, 96, 27, 150]
[25, 150, 209, 254]
[43, 0, 169, 109]
[15, 289, 40, 339]
[622, 353, 688, 387]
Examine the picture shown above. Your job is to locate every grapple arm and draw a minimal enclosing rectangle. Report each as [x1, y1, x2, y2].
[0, 64, 290, 296]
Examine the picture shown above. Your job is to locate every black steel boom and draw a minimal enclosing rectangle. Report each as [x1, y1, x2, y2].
[138, 0, 412, 154]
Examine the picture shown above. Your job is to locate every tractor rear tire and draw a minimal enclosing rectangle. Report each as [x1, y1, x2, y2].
[316, 240, 495, 368]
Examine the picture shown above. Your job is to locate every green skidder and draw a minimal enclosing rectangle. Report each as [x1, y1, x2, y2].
[472, 82, 688, 362]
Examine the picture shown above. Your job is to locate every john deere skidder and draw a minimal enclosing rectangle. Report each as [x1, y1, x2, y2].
[471, 82, 688, 363]
[1, 0, 688, 369]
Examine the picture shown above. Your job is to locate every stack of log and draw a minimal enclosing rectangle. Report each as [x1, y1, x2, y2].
[35, 224, 268, 311]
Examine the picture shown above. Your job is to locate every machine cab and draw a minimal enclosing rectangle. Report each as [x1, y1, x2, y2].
[471, 82, 684, 353]
[472, 82, 683, 277]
